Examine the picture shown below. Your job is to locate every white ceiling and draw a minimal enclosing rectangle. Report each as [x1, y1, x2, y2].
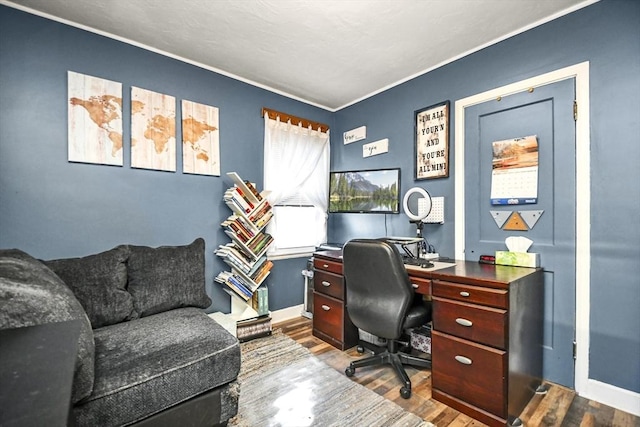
[3, 0, 594, 111]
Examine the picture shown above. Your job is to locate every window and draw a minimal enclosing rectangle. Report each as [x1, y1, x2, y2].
[263, 112, 330, 259]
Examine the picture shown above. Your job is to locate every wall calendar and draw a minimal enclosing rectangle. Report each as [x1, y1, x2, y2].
[490, 135, 539, 205]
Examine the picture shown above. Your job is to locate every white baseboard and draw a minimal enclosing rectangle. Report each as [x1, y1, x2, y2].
[581, 379, 640, 417]
[270, 304, 305, 324]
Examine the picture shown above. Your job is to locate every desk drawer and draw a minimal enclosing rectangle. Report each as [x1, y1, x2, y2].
[313, 292, 345, 342]
[314, 258, 343, 275]
[314, 270, 345, 300]
[409, 276, 431, 295]
[433, 297, 507, 349]
[432, 330, 507, 418]
[432, 280, 508, 309]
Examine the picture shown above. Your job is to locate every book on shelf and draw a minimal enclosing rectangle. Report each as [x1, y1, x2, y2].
[251, 286, 269, 316]
[228, 275, 253, 295]
[254, 210, 273, 229]
[233, 186, 255, 210]
[216, 244, 253, 273]
[249, 201, 272, 223]
[224, 193, 251, 214]
[215, 272, 252, 301]
[219, 282, 250, 302]
[247, 233, 271, 253]
[244, 180, 263, 201]
[250, 260, 273, 284]
[222, 216, 256, 242]
[247, 255, 268, 276]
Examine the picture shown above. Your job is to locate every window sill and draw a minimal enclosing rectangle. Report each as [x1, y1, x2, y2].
[267, 248, 315, 260]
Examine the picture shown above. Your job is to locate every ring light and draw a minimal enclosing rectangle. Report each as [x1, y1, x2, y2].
[402, 187, 432, 222]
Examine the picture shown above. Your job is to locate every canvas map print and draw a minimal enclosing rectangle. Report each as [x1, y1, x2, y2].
[68, 71, 123, 166]
[131, 87, 176, 172]
[181, 100, 220, 176]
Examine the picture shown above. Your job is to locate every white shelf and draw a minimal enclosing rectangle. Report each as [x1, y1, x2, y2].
[217, 172, 273, 322]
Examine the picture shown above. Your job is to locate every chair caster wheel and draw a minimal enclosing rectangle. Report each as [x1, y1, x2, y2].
[345, 366, 355, 377]
[400, 387, 411, 399]
[357, 345, 365, 353]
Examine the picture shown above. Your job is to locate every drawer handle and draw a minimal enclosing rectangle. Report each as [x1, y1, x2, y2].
[456, 318, 473, 327]
[321, 305, 331, 311]
[322, 281, 331, 287]
[411, 283, 419, 289]
[455, 355, 473, 365]
[323, 264, 329, 268]
[460, 291, 470, 297]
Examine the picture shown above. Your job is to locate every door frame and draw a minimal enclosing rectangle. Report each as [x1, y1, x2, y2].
[456, 62, 640, 416]
[454, 62, 596, 399]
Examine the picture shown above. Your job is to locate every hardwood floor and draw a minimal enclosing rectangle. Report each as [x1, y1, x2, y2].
[275, 317, 640, 427]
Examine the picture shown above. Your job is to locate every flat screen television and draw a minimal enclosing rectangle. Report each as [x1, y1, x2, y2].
[328, 168, 401, 213]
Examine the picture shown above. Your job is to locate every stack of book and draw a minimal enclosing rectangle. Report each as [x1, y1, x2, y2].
[214, 271, 255, 301]
[215, 247, 273, 283]
[223, 186, 255, 215]
[242, 180, 263, 202]
[221, 215, 256, 243]
[215, 244, 253, 274]
[249, 202, 273, 229]
[245, 232, 273, 257]
[236, 315, 272, 342]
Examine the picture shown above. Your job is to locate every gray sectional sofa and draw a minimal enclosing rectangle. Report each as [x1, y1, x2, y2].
[0, 238, 240, 426]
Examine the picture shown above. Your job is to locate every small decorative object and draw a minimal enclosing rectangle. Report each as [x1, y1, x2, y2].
[495, 236, 540, 267]
[68, 71, 123, 166]
[343, 125, 366, 144]
[362, 138, 388, 158]
[131, 87, 176, 172]
[490, 209, 544, 230]
[414, 100, 449, 180]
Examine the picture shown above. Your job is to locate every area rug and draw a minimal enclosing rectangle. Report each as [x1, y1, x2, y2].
[229, 330, 434, 427]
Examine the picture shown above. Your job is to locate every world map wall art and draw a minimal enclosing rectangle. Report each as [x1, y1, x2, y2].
[68, 71, 123, 166]
[131, 86, 176, 172]
[68, 71, 221, 174]
[181, 99, 220, 176]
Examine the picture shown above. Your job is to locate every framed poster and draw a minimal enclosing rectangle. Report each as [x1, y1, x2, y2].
[414, 100, 449, 180]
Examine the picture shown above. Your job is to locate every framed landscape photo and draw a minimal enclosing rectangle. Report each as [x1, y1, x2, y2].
[414, 100, 450, 180]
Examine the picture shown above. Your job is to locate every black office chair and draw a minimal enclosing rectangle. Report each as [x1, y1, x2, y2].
[342, 238, 432, 399]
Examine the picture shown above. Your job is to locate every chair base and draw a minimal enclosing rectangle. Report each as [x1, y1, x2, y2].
[345, 344, 431, 399]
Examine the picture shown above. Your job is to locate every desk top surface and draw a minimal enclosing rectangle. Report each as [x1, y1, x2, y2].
[314, 250, 541, 288]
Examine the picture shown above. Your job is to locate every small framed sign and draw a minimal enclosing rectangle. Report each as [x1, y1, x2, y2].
[414, 100, 449, 180]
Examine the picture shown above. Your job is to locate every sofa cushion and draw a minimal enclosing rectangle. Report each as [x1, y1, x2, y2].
[127, 238, 211, 317]
[0, 249, 95, 403]
[44, 245, 137, 328]
[73, 308, 240, 427]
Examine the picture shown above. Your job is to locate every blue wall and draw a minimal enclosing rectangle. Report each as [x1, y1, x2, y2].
[1, 0, 638, 395]
[331, 0, 640, 394]
[0, 5, 330, 314]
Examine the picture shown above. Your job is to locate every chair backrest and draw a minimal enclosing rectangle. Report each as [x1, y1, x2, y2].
[342, 238, 415, 340]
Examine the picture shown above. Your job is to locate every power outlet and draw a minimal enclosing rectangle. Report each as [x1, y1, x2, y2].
[423, 196, 444, 224]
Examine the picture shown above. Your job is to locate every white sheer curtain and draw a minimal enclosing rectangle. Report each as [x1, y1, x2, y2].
[263, 113, 330, 257]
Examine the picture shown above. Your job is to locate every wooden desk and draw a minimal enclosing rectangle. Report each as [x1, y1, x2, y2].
[312, 249, 544, 427]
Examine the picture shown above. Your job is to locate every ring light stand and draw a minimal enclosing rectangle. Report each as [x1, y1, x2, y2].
[402, 187, 432, 259]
